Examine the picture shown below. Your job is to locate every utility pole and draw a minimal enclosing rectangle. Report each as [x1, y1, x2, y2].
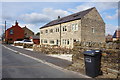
[5, 21, 6, 43]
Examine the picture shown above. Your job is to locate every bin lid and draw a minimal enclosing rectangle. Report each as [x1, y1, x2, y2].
[83, 50, 102, 56]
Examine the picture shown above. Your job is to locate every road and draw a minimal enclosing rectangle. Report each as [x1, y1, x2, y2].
[2, 45, 89, 78]
[0, 44, 2, 79]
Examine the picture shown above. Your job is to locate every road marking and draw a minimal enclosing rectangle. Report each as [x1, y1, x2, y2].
[2, 45, 90, 78]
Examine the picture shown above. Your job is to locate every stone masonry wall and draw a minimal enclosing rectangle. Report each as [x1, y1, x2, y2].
[81, 8, 105, 43]
[70, 42, 120, 78]
[33, 42, 120, 78]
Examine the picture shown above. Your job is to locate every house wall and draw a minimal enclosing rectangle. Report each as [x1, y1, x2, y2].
[40, 24, 60, 45]
[40, 19, 81, 48]
[40, 8, 105, 48]
[60, 20, 81, 48]
[81, 8, 105, 43]
[6, 26, 24, 43]
[23, 27, 34, 38]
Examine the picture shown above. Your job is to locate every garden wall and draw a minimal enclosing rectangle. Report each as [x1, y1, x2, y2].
[33, 42, 120, 78]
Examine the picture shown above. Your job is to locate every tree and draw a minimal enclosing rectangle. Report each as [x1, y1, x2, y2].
[36, 32, 40, 36]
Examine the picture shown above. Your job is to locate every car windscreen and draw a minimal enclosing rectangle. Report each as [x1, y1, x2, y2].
[24, 40, 31, 42]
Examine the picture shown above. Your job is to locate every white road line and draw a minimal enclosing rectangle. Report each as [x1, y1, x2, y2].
[2, 45, 90, 78]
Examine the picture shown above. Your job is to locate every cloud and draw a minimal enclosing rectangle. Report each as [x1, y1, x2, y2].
[92, 0, 119, 2]
[43, 8, 70, 19]
[106, 24, 118, 35]
[1, 0, 119, 2]
[19, 8, 70, 33]
[2, 15, 14, 21]
[105, 9, 119, 20]
[68, 2, 117, 13]
[68, 3, 94, 13]
[20, 13, 51, 24]
[19, 23, 39, 34]
[19, 8, 70, 24]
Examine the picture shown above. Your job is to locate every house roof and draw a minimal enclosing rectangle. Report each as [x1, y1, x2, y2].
[22, 26, 34, 34]
[40, 7, 95, 29]
[6, 21, 22, 31]
[30, 35, 39, 39]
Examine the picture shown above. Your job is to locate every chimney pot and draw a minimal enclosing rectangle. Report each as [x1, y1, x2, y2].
[58, 16, 60, 19]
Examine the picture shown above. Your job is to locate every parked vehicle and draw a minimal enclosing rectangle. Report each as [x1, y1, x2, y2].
[14, 39, 33, 44]
[22, 39, 33, 44]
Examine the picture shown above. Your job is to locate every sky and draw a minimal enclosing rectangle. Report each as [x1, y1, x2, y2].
[0, 1, 119, 36]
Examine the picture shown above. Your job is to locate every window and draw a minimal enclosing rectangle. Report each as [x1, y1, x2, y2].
[41, 31, 43, 34]
[63, 26, 67, 31]
[92, 28, 95, 33]
[41, 39, 43, 43]
[62, 39, 65, 44]
[56, 28, 57, 32]
[75, 24, 78, 30]
[58, 28, 59, 32]
[72, 23, 78, 31]
[72, 24, 75, 31]
[46, 30, 48, 33]
[67, 39, 69, 45]
[63, 27, 65, 31]
[65, 26, 67, 31]
[65, 40, 67, 44]
[63, 39, 69, 45]
[56, 40, 59, 45]
[50, 29, 53, 33]
[74, 39, 76, 42]
[44, 40, 47, 43]
[56, 28, 59, 32]
[50, 40, 54, 44]
[10, 29, 13, 34]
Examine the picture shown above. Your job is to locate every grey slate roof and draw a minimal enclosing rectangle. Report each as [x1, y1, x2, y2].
[31, 35, 40, 39]
[40, 7, 95, 29]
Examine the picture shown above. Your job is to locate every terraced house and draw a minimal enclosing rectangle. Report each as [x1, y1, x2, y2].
[40, 7, 105, 48]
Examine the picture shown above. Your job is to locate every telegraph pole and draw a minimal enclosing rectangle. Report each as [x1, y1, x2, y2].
[5, 21, 6, 43]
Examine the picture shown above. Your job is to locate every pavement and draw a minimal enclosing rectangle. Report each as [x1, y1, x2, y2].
[4, 44, 71, 68]
[2, 44, 91, 78]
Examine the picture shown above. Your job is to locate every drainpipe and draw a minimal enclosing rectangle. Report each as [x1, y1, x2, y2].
[60, 23, 61, 46]
[58, 16, 61, 46]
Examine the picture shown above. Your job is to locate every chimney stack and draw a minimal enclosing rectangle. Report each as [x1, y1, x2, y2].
[15, 20, 18, 26]
[58, 16, 60, 19]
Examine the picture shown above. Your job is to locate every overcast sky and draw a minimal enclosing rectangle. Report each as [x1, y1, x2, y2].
[0, 1, 119, 36]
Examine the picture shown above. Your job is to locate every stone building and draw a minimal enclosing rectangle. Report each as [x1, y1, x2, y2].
[40, 7, 105, 48]
[22, 26, 34, 39]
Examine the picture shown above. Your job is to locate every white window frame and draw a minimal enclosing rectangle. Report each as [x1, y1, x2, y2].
[72, 23, 78, 31]
[92, 27, 95, 33]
